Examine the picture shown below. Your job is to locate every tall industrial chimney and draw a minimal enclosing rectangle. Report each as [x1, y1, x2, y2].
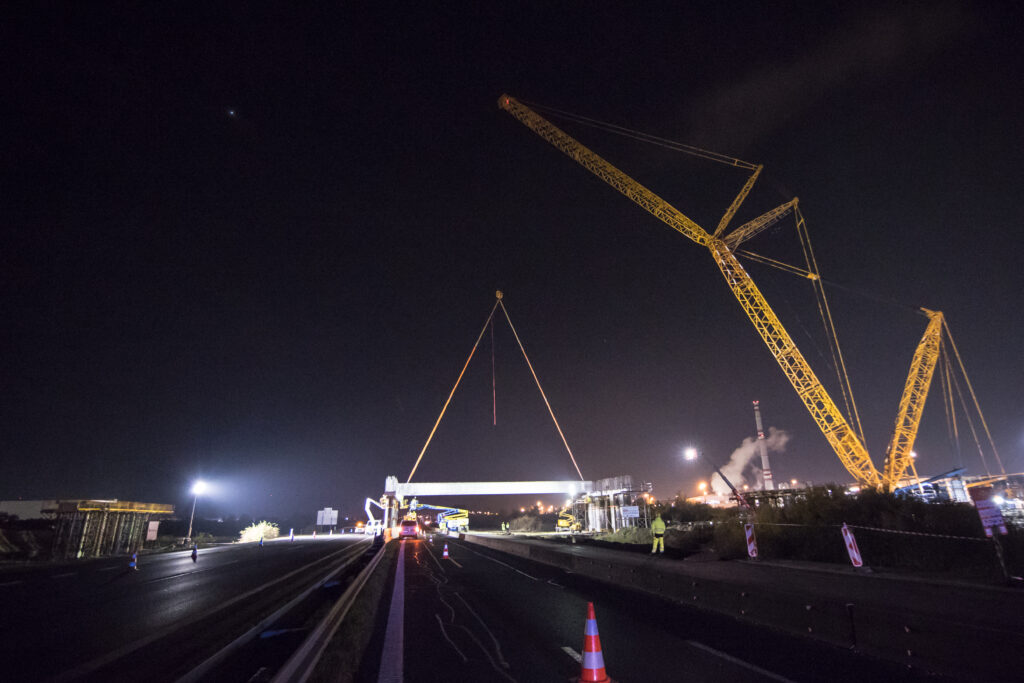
[753, 400, 775, 491]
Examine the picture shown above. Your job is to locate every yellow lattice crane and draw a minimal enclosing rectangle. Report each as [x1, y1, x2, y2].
[882, 309, 943, 487]
[498, 94, 949, 490]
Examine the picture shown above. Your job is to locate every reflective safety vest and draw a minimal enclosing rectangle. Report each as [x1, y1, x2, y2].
[651, 516, 666, 534]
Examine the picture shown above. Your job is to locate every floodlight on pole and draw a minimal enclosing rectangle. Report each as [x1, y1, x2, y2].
[684, 447, 699, 461]
[187, 480, 207, 544]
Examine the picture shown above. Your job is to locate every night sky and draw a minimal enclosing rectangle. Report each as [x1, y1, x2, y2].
[4, 3, 1023, 520]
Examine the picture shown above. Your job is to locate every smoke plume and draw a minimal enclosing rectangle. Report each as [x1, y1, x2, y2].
[710, 428, 790, 497]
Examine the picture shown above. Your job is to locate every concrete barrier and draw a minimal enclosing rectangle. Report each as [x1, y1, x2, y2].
[460, 532, 1024, 679]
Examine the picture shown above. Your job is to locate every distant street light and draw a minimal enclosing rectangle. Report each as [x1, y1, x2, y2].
[698, 481, 708, 503]
[187, 480, 207, 544]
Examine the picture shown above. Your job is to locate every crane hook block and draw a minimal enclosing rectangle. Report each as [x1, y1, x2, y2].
[495, 290, 504, 300]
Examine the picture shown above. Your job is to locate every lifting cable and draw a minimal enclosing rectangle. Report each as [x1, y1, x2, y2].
[794, 206, 865, 443]
[941, 319, 1005, 475]
[406, 299, 500, 483]
[491, 318, 497, 426]
[406, 294, 586, 484]
[497, 297, 586, 482]
[939, 346, 964, 469]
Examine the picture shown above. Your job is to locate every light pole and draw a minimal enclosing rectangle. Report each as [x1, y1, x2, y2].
[187, 480, 207, 544]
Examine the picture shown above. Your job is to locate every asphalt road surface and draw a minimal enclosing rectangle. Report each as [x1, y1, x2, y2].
[0, 535, 369, 682]
[365, 535, 953, 683]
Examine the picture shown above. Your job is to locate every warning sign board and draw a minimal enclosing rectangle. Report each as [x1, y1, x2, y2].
[969, 486, 1008, 537]
[841, 523, 863, 567]
[621, 505, 640, 519]
[744, 523, 758, 558]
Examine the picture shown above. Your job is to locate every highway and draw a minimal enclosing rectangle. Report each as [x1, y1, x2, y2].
[0, 535, 371, 682]
[362, 535, 950, 682]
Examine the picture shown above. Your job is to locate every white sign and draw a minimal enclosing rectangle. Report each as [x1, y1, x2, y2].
[316, 507, 338, 526]
[621, 505, 640, 519]
[146, 521, 160, 541]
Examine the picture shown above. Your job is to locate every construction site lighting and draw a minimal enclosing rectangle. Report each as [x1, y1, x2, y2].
[698, 481, 708, 492]
[186, 480, 208, 544]
[993, 495, 1005, 505]
[684, 447, 699, 461]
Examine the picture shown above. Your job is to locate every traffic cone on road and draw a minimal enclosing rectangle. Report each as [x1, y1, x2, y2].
[578, 602, 615, 682]
[442, 544, 450, 559]
[128, 552, 138, 571]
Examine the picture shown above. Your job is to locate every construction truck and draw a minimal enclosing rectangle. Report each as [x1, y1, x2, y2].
[409, 498, 469, 533]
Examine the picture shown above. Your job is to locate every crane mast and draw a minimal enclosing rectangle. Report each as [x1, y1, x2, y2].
[882, 309, 944, 486]
[497, 94, 890, 487]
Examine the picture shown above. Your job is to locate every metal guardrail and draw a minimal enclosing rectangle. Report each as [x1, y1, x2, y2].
[175, 539, 372, 683]
[272, 539, 389, 683]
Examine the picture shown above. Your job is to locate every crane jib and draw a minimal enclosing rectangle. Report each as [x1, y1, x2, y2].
[498, 93, 964, 490]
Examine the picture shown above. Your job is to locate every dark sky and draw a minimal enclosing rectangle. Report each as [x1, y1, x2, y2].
[4, 3, 1023, 520]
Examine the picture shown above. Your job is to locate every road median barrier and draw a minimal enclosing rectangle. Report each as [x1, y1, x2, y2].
[460, 532, 1024, 679]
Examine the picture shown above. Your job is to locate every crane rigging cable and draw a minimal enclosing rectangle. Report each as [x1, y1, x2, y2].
[498, 94, 1002, 490]
[521, 99, 758, 171]
[405, 299, 499, 483]
[405, 292, 585, 484]
[497, 296, 586, 481]
[794, 205, 865, 443]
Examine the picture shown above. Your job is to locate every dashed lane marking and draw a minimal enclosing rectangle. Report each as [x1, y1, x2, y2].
[455, 543, 537, 581]
[422, 540, 447, 574]
[561, 646, 582, 663]
[686, 640, 796, 683]
[97, 566, 121, 572]
[0, 580, 25, 587]
[51, 572, 76, 579]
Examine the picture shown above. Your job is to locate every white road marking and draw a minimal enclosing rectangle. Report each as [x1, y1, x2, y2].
[686, 640, 796, 682]
[562, 646, 582, 663]
[377, 541, 405, 683]
[51, 572, 76, 579]
[97, 566, 120, 572]
[422, 541, 447, 574]
[54, 542, 365, 683]
[0, 580, 24, 587]
[456, 543, 538, 581]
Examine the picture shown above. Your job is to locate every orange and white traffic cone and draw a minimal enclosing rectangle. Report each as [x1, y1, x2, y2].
[578, 602, 615, 682]
[442, 544, 450, 559]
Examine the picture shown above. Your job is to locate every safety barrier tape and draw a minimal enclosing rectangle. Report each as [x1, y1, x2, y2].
[745, 521, 987, 541]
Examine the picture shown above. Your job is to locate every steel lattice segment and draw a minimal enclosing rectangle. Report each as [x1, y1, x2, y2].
[499, 95, 711, 247]
[499, 94, 893, 488]
[883, 310, 944, 488]
[710, 241, 882, 488]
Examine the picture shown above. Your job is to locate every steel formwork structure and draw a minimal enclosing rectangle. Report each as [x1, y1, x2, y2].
[51, 500, 174, 559]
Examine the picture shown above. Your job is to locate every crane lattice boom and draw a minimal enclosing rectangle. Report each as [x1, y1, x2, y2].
[499, 94, 944, 490]
[883, 309, 944, 486]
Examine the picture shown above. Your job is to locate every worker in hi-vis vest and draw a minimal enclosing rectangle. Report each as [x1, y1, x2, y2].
[651, 514, 666, 554]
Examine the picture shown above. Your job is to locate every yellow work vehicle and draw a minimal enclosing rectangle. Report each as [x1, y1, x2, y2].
[556, 509, 581, 532]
